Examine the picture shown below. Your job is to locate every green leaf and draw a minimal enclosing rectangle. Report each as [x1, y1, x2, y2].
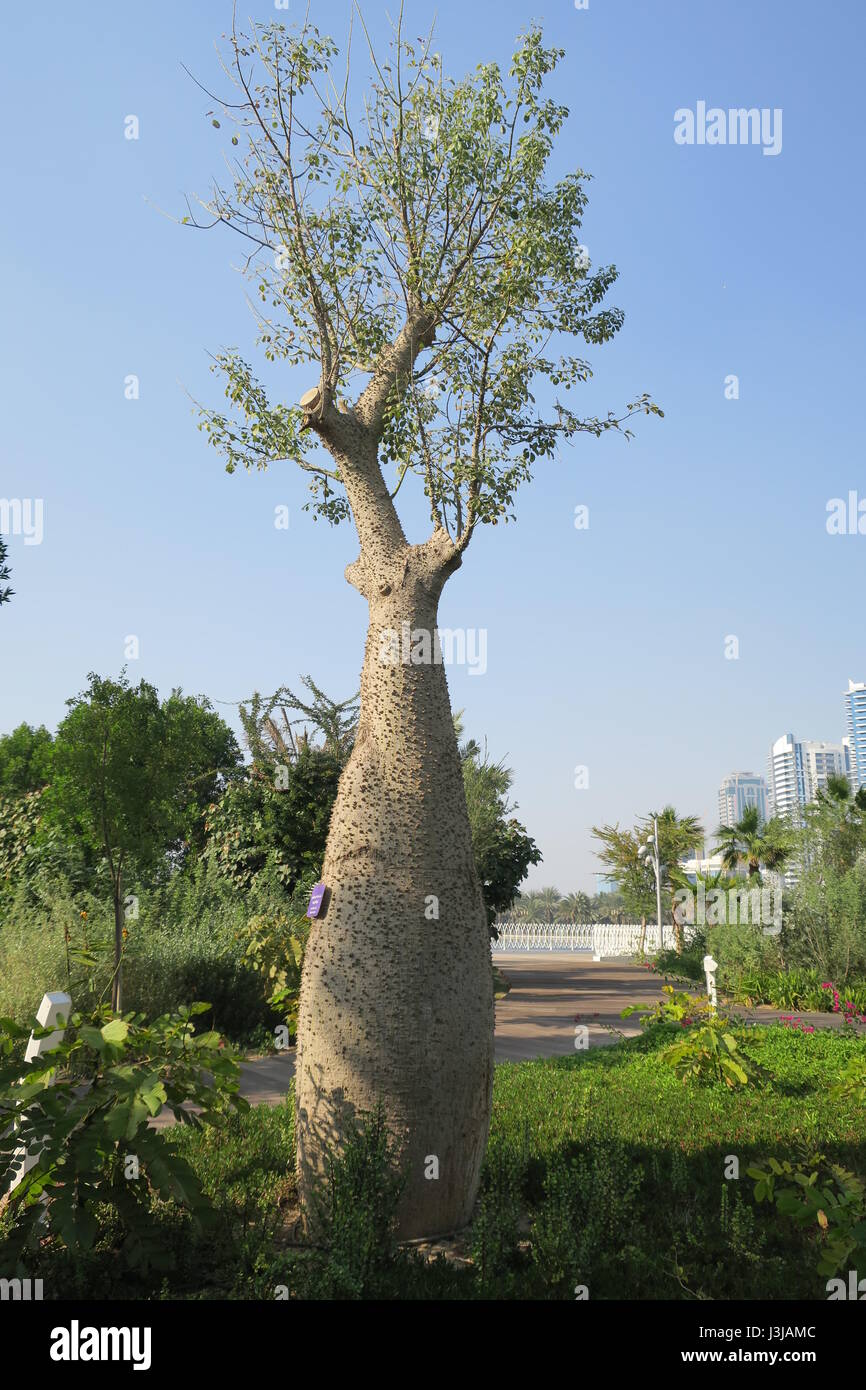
[101, 1018, 130, 1046]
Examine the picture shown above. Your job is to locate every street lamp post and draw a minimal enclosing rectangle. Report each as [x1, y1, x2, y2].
[638, 816, 663, 949]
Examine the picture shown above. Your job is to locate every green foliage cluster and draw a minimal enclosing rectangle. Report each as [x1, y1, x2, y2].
[0, 854, 287, 1046]
[623, 985, 753, 1088]
[734, 967, 866, 1014]
[0, 787, 45, 886]
[205, 747, 340, 893]
[235, 874, 315, 1040]
[306, 1101, 406, 1299]
[0, 1003, 246, 1271]
[748, 1155, 866, 1278]
[457, 717, 540, 929]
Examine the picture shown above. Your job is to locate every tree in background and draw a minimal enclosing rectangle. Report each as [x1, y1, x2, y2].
[457, 720, 541, 931]
[783, 776, 866, 979]
[239, 677, 360, 768]
[0, 725, 56, 894]
[0, 723, 54, 795]
[206, 680, 352, 896]
[0, 536, 12, 606]
[591, 890, 630, 924]
[186, 12, 659, 1236]
[205, 740, 343, 896]
[556, 891, 592, 922]
[593, 806, 704, 951]
[48, 673, 241, 1010]
[646, 807, 704, 950]
[714, 804, 793, 883]
[591, 822, 656, 939]
[799, 774, 866, 877]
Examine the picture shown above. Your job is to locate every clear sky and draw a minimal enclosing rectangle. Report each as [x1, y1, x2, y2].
[1, 0, 864, 892]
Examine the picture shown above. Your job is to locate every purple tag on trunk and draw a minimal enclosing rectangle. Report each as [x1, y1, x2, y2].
[307, 883, 327, 919]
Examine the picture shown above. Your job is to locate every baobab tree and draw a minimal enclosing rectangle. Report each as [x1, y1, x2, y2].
[186, 11, 660, 1237]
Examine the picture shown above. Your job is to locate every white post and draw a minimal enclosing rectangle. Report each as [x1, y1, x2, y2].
[9, 990, 72, 1193]
[702, 955, 718, 1015]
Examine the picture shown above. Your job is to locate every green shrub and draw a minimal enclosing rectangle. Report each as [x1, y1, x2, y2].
[623, 985, 754, 1087]
[784, 856, 866, 981]
[728, 966, 866, 1015]
[530, 1156, 582, 1293]
[470, 1142, 527, 1293]
[0, 1003, 247, 1271]
[303, 1100, 406, 1300]
[0, 854, 296, 1045]
[748, 1154, 866, 1278]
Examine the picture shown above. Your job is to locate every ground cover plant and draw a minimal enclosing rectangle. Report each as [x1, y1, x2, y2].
[4, 1020, 863, 1301]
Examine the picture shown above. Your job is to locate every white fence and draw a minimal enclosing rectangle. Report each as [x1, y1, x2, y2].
[491, 921, 680, 957]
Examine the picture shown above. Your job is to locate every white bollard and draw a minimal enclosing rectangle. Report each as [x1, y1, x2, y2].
[9, 990, 72, 1193]
[702, 955, 718, 1015]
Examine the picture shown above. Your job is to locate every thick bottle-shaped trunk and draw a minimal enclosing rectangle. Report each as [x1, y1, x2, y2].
[295, 540, 494, 1239]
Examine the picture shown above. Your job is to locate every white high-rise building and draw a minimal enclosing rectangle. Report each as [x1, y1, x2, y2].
[768, 733, 850, 820]
[718, 772, 769, 828]
[844, 680, 866, 793]
[768, 734, 805, 821]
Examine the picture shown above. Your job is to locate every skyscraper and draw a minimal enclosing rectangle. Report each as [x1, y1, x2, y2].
[768, 733, 850, 819]
[768, 734, 805, 821]
[844, 680, 866, 792]
[718, 771, 769, 828]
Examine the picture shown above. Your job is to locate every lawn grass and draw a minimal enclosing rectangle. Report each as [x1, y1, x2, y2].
[9, 1022, 866, 1300]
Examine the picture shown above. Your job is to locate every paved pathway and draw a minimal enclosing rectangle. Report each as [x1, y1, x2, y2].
[150, 955, 848, 1127]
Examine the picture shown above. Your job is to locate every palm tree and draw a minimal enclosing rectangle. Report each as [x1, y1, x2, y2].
[535, 886, 562, 922]
[556, 891, 591, 922]
[512, 890, 540, 921]
[714, 805, 792, 882]
[802, 774, 866, 874]
[645, 806, 705, 951]
[0, 535, 13, 606]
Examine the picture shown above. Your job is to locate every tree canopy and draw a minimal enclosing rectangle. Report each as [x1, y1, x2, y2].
[0, 723, 54, 796]
[457, 720, 541, 928]
[189, 13, 660, 549]
[46, 673, 242, 1008]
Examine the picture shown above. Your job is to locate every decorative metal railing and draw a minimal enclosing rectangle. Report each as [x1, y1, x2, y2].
[491, 921, 681, 956]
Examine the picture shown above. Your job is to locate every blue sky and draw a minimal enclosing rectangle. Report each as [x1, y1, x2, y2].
[1, 0, 864, 892]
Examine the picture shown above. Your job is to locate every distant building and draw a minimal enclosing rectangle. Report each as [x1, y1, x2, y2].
[677, 851, 729, 885]
[802, 739, 851, 800]
[844, 680, 866, 792]
[718, 772, 769, 828]
[595, 873, 619, 895]
[768, 733, 850, 820]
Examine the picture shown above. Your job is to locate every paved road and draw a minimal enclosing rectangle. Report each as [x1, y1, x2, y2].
[150, 955, 846, 1127]
[492, 953, 664, 1061]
